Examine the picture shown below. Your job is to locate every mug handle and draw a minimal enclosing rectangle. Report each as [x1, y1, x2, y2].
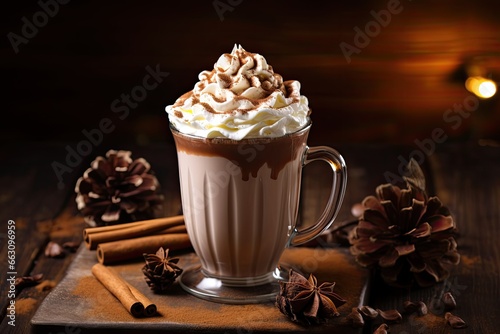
[288, 145, 347, 247]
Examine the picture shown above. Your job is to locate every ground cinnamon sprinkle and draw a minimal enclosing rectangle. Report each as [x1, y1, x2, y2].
[68, 246, 368, 331]
[73, 275, 136, 322]
[36, 280, 56, 292]
[459, 255, 481, 268]
[72, 274, 298, 329]
[405, 312, 448, 332]
[15, 297, 38, 315]
[459, 255, 480, 266]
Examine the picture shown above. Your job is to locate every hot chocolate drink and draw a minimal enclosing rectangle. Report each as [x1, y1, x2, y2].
[171, 124, 309, 283]
[166, 45, 347, 303]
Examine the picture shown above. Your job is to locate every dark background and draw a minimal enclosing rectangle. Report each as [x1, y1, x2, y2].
[2, 0, 500, 149]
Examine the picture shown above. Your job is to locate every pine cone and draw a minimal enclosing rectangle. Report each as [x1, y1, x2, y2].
[142, 247, 183, 293]
[75, 149, 164, 226]
[276, 269, 347, 325]
[348, 162, 460, 288]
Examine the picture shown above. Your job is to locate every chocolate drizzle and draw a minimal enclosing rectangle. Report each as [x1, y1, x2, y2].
[171, 124, 310, 181]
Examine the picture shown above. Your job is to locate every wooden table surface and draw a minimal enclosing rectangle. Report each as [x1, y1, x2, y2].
[1, 140, 499, 333]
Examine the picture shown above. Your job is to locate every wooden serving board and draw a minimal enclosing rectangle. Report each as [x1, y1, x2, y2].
[31, 245, 369, 334]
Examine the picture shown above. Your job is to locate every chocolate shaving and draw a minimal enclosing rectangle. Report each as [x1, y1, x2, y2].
[373, 323, 389, 334]
[346, 307, 364, 328]
[445, 312, 467, 329]
[416, 301, 428, 316]
[377, 309, 402, 323]
[45, 241, 65, 258]
[15, 273, 44, 289]
[403, 300, 418, 314]
[358, 305, 379, 320]
[442, 292, 457, 311]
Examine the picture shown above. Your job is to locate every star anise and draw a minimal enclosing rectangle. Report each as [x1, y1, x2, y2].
[142, 247, 183, 293]
[275, 269, 347, 325]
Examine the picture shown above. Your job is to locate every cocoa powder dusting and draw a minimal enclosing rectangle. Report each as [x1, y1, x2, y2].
[217, 73, 232, 88]
[200, 102, 217, 114]
[68, 247, 366, 331]
[406, 312, 447, 331]
[36, 280, 56, 292]
[15, 297, 38, 315]
[73, 275, 136, 322]
[459, 255, 481, 267]
[72, 275, 300, 329]
[172, 91, 193, 108]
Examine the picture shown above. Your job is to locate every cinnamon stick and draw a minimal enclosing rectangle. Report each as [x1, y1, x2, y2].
[159, 224, 187, 234]
[128, 284, 157, 317]
[83, 220, 148, 239]
[84, 215, 185, 250]
[91, 263, 156, 317]
[97, 233, 191, 265]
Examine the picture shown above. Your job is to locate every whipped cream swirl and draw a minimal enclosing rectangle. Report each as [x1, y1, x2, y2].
[166, 44, 310, 140]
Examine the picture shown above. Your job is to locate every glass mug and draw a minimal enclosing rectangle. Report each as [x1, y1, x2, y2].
[171, 121, 347, 304]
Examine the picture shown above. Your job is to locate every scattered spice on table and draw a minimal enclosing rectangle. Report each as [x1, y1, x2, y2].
[15, 298, 38, 315]
[445, 312, 467, 329]
[358, 305, 379, 320]
[45, 241, 65, 258]
[373, 323, 389, 334]
[442, 292, 457, 310]
[416, 301, 428, 316]
[15, 273, 44, 289]
[402, 300, 428, 316]
[377, 308, 402, 323]
[35, 280, 56, 292]
[346, 307, 364, 328]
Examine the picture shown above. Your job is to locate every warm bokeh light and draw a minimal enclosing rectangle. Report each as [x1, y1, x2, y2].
[465, 76, 497, 99]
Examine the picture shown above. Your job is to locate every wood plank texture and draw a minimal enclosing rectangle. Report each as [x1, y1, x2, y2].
[0, 143, 85, 327]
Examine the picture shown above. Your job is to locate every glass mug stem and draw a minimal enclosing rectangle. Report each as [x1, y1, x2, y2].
[288, 145, 348, 246]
